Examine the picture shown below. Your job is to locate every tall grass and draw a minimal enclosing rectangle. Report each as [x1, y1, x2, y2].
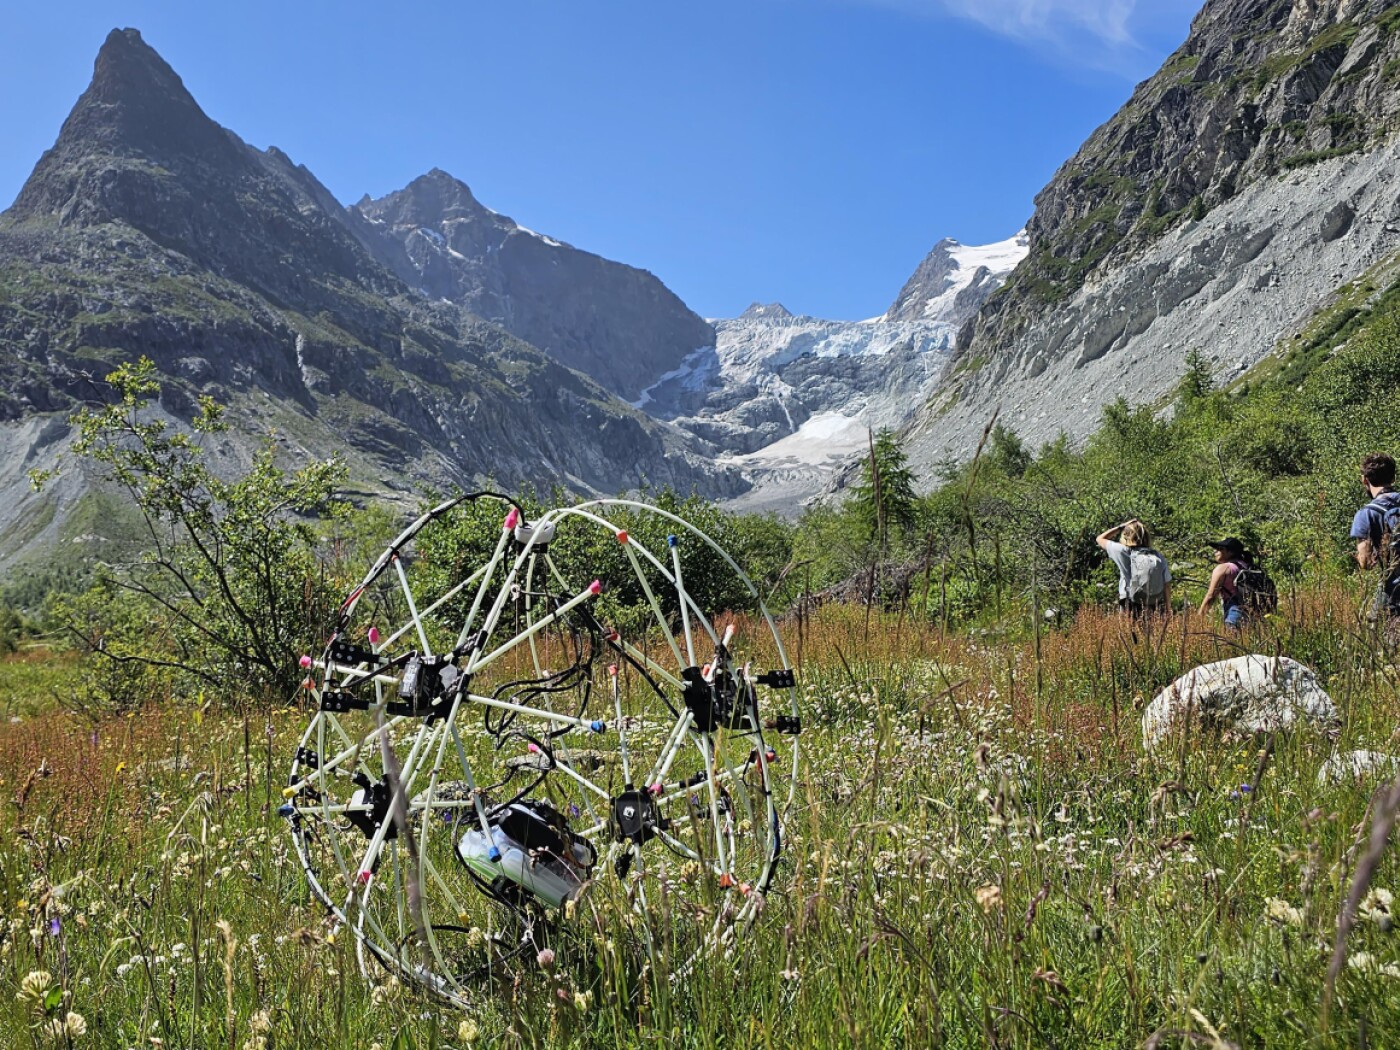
[1, 589, 1399, 1047]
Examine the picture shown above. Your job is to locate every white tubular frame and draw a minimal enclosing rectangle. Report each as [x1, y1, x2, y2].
[286, 494, 800, 1009]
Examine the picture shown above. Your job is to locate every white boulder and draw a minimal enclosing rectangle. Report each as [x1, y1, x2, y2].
[1142, 655, 1337, 752]
[1317, 749, 1400, 784]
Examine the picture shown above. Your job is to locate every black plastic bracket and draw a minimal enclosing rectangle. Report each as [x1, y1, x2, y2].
[320, 690, 448, 720]
[757, 668, 796, 689]
[612, 787, 666, 846]
[328, 639, 381, 667]
[774, 713, 803, 735]
[293, 746, 320, 769]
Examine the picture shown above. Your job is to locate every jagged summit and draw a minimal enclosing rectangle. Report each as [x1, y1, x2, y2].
[355, 175, 713, 401]
[739, 302, 793, 321]
[0, 26, 730, 549]
[380, 168, 489, 224]
[11, 28, 239, 219]
[884, 231, 1028, 325]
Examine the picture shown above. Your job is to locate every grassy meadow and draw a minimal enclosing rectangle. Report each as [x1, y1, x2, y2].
[1, 591, 1399, 1049]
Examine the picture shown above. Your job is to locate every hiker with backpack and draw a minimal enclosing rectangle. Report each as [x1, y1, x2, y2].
[1199, 538, 1275, 627]
[1096, 519, 1171, 614]
[1351, 452, 1400, 620]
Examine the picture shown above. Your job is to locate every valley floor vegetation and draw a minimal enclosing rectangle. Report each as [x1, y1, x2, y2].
[4, 265, 1400, 1047]
[1, 596, 1400, 1048]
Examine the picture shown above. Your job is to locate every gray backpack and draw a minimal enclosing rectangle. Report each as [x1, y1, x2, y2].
[1126, 547, 1167, 606]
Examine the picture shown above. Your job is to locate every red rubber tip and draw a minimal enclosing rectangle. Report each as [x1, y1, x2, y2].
[607, 629, 620, 642]
[589, 580, 602, 595]
[616, 530, 629, 545]
[357, 870, 372, 885]
[367, 627, 380, 645]
[302, 678, 316, 691]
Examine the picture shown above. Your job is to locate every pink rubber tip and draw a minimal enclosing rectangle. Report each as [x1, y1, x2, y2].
[649, 783, 663, 796]
[299, 655, 313, 669]
[504, 508, 520, 530]
[356, 870, 372, 885]
[608, 663, 619, 677]
[589, 579, 602, 595]
[616, 530, 629, 545]
[302, 678, 316, 691]
[367, 627, 380, 645]
[527, 743, 540, 753]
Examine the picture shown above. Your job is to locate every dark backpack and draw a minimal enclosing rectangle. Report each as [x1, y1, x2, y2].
[1231, 563, 1277, 615]
[1366, 494, 1400, 607]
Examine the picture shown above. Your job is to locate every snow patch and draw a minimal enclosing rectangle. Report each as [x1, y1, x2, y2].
[630, 346, 716, 409]
[509, 221, 563, 248]
[917, 230, 1028, 320]
[725, 412, 870, 468]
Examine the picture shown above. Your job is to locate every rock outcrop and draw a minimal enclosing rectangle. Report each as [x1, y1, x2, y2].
[905, 0, 1400, 468]
[352, 171, 714, 403]
[1142, 654, 1338, 751]
[1316, 748, 1400, 782]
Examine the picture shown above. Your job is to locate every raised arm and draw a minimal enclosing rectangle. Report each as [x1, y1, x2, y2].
[1096, 520, 1131, 550]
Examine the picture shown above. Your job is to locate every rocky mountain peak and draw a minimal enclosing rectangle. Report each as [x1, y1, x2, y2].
[739, 302, 793, 321]
[11, 28, 238, 220]
[382, 168, 489, 224]
[885, 231, 1028, 324]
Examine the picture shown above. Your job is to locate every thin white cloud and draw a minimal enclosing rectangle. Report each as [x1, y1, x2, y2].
[849, 0, 1181, 74]
[947, 0, 1136, 46]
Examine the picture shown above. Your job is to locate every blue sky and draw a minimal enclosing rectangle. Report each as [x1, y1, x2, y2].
[0, 1, 1197, 320]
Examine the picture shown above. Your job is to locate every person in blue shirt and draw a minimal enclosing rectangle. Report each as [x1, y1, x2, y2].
[1351, 452, 1400, 619]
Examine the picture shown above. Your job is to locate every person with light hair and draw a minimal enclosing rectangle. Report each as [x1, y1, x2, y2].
[1096, 518, 1171, 614]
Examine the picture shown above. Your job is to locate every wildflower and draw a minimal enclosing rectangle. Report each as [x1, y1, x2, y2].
[1349, 952, 1378, 973]
[18, 969, 55, 1005]
[573, 989, 592, 1011]
[249, 1010, 272, 1035]
[64, 1011, 87, 1037]
[1360, 887, 1394, 929]
[536, 947, 556, 967]
[1264, 898, 1303, 926]
[974, 885, 1002, 913]
[457, 1019, 479, 1045]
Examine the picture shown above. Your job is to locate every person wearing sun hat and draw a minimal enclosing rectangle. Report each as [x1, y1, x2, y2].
[1199, 537, 1252, 628]
[1095, 518, 1171, 614]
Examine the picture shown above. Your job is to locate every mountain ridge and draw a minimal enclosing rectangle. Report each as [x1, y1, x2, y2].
[902, 0, 1400, 473]
[0, 28, 739, 575]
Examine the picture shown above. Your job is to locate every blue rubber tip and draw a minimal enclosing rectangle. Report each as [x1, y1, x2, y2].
[277, 803, 294, 818]
[667, 534, 678, 547]
[590, 720, 606, 733]
[487, 846, 502, 862]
